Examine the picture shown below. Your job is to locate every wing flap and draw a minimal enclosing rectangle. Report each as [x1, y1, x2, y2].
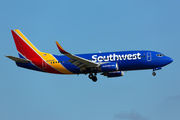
[6, 56, 31, 63]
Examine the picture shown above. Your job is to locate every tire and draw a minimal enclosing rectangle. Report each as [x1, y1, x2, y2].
[92, 76, 97, 82]
[152, 72, 156, 76]
[89, 74, 93, 79]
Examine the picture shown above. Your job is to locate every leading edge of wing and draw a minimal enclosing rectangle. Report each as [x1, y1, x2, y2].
[55, 41, 99, 68]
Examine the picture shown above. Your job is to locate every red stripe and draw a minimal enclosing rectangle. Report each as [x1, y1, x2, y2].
[11, 30, 62, 74]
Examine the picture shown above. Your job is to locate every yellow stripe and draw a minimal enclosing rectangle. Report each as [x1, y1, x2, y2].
[15, 29, 40, 54]
[40, 52, 73, 74]
[15, 29, 73, 74]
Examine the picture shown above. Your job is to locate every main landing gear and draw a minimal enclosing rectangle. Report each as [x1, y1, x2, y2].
[88, 73, 97, 82]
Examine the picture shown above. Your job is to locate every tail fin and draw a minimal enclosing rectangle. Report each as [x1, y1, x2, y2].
[11, 29, 41, 60]
[10, 30, 72, 74]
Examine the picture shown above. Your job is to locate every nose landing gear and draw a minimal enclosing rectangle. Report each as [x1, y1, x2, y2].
[88, 73, 97, 82]
[152, 67, 162, 76]
[152, 71, 156, 76]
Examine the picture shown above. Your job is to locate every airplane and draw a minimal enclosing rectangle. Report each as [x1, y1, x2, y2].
[6, 29, 173, 82]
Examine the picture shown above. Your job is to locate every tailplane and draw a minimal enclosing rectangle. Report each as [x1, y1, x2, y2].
[6, 55, 30, 63]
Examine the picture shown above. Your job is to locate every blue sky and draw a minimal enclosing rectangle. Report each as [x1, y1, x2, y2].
[0, 0, 180, 120]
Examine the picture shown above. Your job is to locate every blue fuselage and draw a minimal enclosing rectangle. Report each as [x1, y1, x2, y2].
[51, 50, 173, 74]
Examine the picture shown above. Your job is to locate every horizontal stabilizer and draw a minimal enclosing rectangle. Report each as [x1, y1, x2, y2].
[6, 56, 31, 63]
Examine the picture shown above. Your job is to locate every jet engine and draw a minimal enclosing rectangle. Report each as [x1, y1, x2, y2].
[102, 71, 124, 78]
[99, 62, 118, 72]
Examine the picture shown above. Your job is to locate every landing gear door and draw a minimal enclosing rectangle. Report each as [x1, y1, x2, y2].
[147, 52, 152, 61]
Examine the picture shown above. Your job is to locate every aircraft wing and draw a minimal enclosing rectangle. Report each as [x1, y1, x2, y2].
[55, 41, 100, 68]
[6, 56, 31, 63]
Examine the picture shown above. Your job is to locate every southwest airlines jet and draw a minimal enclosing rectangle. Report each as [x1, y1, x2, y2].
[6, 29, 173, 82]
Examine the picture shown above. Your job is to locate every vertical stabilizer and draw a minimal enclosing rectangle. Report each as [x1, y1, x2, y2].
[10, 29, 72, 74]
[11, 29, 41, 60]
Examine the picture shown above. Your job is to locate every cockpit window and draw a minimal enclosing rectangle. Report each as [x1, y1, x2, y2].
[156, 54, 165, 57]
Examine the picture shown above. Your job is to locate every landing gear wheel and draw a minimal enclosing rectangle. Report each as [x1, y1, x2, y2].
[88, 73, 98, 82]
[92, 76, 97, 82]
[89, 74, 93, 79]
[152, 71, 156, 76]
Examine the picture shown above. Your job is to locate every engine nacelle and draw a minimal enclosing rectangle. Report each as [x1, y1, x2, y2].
[100, 62, 118, 72]
[106, 71, 124, 77]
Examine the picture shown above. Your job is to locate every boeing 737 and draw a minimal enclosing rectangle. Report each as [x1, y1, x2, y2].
[6, 29, 173, 82]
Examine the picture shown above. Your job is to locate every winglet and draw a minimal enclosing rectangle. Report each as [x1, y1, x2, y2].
[55, 41, 69, 54]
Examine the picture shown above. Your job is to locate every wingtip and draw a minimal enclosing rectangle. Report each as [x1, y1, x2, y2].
[55, 41, 68, 54]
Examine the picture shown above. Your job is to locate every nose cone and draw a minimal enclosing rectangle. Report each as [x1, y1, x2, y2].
[170, 58, 173, 63]
[166, 57, 173, 65]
